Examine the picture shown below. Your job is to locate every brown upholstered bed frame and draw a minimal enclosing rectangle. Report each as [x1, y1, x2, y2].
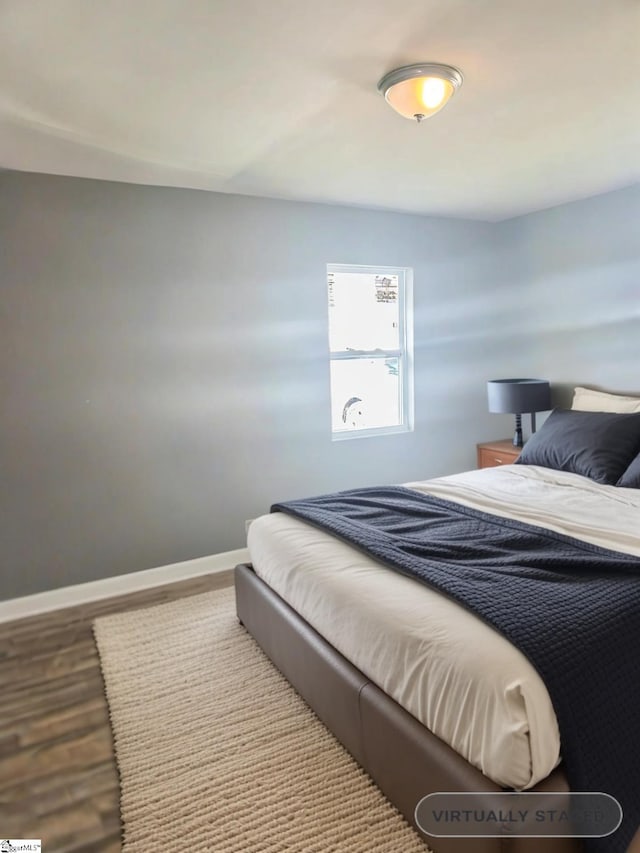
[235, 563, 582, 853]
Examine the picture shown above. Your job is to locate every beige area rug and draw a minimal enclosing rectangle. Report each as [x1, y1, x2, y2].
[94, 587, 430, 852]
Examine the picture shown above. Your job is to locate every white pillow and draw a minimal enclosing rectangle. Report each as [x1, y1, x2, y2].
[571, 386, 640, 414]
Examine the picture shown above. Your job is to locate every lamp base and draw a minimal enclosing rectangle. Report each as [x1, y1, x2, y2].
[513, 413, 523, 447]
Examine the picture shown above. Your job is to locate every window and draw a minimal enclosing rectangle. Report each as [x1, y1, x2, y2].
[327, 264, 413, 439]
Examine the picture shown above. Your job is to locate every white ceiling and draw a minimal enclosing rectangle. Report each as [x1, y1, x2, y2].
[1, 0, 639, 221]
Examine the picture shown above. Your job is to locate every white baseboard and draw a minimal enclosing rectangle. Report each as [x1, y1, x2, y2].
[0, 547, 250, 624]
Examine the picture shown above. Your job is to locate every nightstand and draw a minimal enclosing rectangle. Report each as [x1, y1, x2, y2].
[476, 439, 521, 469]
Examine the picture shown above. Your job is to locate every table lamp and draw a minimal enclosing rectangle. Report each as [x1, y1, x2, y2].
[487, 379, 552, 447]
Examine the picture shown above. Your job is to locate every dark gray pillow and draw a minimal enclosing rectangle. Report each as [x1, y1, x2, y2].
[515, 409, 640, 484]
[618, 453, 640, 488]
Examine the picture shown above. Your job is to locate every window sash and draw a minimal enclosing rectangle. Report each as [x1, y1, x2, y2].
[328, 264, 413, 440]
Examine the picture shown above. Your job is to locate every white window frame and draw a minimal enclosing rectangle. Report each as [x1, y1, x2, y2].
[328, 263, 414, 441]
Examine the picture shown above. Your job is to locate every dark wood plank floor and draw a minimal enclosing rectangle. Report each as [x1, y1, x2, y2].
[0, 570, 234, 852]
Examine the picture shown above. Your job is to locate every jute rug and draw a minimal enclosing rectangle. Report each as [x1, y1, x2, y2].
[94, 587, 430, 852]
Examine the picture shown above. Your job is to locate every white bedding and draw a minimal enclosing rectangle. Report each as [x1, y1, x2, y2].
[247, 465, 640, 790]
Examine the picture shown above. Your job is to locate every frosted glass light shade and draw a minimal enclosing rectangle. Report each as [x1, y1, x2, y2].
[378, 63, 463, 121]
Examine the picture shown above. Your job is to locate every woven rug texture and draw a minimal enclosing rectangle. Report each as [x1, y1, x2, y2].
[93, 587, 429, 852]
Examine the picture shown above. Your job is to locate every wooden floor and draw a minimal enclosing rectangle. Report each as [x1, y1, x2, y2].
[0, 570, 234, 852]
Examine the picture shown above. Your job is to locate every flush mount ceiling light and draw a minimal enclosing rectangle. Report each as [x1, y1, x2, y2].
[377, 63, 463, 122]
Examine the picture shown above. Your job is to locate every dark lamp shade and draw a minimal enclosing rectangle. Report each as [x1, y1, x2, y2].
[487, 379, 551, 414]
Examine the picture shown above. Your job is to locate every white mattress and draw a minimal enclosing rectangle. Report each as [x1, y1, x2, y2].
[247, 465, 640, 790]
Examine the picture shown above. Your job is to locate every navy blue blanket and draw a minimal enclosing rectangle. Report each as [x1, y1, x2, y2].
[272, 486, 640, 853]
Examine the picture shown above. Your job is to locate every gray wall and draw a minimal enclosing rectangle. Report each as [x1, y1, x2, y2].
[505, 185, 640, 403]
[1, 174, 638, 598]
[1, 172, 506, 598]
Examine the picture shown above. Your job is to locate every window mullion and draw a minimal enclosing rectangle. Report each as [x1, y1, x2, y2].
[330, 349, 402, 361]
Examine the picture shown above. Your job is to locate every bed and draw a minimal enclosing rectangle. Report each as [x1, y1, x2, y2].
[234, 402, 640, 853]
